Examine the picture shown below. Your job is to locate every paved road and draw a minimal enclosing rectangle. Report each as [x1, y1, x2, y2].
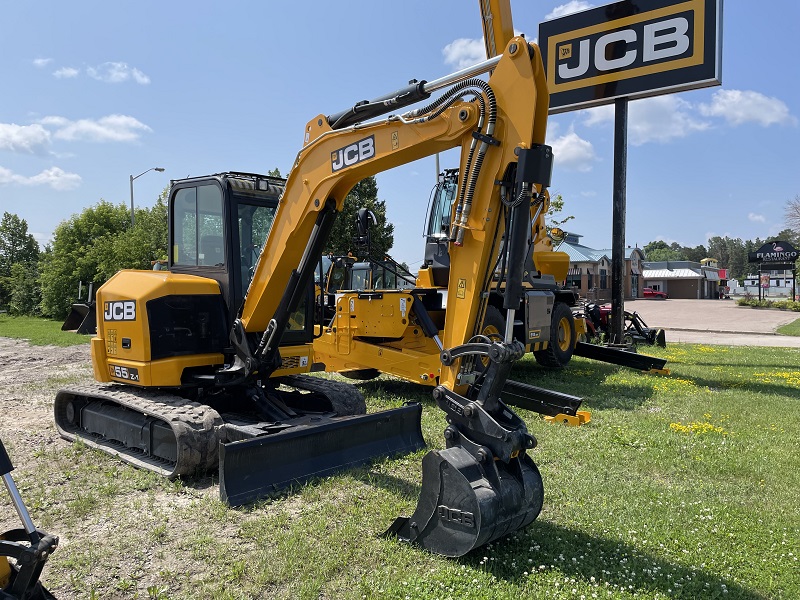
[622, 298, 800, 348]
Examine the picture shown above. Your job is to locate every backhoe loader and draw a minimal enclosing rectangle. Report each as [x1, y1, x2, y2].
[55, 34, 570, 556]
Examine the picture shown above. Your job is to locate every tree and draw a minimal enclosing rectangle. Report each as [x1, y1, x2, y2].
[0, 212, 40, 308]
[9, 261, 40, 316]
[771, 227, 799, 246]
[643, 240, 683, 262]
[38, 195, 169, 319]
[546, 193, 574, 229]
[682, 244, 708, 263]
[324, 177, 394, 258]
[785, 194, 800, 234]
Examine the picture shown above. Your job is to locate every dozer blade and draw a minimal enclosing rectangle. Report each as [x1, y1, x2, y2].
[219, 403, 425, 506]
[385, 446, 543, 557]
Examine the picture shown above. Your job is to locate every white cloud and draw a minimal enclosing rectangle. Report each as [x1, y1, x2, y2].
[582, 96, 710, 145]
[39, 114, 152, 143]
[550, 128, 596, 172]
[0, 166, 81, 191]
[0, 123, 52, 155]
[86, 62, 150, 85]
[628, 96, 710, 145]
[33, 58, 53, 68]
[443, 38, 485, 70]
[443, 28, 532, 69]
[582, 105, 614, 127]
[54, 67, 80, 79]
[545, 1, 594, 21]
[748, 213, 766, 223]
[699, 89, 797, 127]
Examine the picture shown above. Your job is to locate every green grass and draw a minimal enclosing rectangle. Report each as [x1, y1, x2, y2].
[777, 317, 800, 336]
[0, 314, 90, 346]
[2, 339, 798, 599]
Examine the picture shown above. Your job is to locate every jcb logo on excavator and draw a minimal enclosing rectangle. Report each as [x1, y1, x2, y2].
[438, 505, 475, 528]
[104, 300, 136, 322]
[331, 135, 375, 172]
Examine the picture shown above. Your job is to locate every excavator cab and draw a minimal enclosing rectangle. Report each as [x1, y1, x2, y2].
[168, 172, 312, 345]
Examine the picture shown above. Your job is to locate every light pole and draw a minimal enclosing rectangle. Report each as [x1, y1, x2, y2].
[129, 167, 165, 226]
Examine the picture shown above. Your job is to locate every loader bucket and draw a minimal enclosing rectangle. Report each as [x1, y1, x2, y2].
[219, 403, 425, 506]
[61, 302, 96, 334]
[385, 446, 543, 557]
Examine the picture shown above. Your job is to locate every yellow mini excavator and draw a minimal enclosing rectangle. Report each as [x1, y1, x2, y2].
[56, 31, 572, 555]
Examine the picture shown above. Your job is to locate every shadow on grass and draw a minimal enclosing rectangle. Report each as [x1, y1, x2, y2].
[465, 519, 764, 599]
[511, 361, 659, 411]
[358, 362, 661, 412]
[356, 378, 436, 406]
[664, 369, 800, 400]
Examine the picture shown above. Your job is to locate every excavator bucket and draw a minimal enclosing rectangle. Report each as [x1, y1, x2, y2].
[220, 403, 425, 506]
[385, 446, 543, 557]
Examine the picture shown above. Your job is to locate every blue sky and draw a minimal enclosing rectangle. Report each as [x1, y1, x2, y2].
[2, 1, 798, 269]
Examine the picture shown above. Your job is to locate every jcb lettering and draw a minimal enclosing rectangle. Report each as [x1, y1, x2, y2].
[104, 300, 136, 322]
[557, 16, 691, 83]
[438, 505, 475, 528]
[331, 135, 376, 172]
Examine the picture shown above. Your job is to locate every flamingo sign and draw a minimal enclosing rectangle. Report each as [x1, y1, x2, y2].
[748, 240, 798, 268]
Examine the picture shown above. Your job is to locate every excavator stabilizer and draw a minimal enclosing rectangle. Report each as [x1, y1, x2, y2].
[219, 403, 425, 506]
[385, 447, 543, 557]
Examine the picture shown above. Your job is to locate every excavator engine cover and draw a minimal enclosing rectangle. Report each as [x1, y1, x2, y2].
[386, 446, 543, 557]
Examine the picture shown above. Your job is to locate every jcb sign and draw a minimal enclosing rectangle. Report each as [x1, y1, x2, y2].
[539, 0, 722, 113]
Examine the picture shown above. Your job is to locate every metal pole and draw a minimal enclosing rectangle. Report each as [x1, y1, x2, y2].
[611, 98, 628, 344]
[129, 174, 135, 227]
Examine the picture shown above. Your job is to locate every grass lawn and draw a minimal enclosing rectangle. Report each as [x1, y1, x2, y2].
[0, 314, 90, 346]
[777, 317, 800, 336]
[1, 321, 798, 599]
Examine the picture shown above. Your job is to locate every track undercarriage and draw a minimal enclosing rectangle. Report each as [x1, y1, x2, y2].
[54, 375, 425, 505]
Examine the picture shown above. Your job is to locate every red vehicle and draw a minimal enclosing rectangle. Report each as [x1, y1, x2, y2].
[642, 287, 668, 299]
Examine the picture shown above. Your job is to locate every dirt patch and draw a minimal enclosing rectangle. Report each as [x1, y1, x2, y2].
[0, 337, 243, 598]
[0, 337, 92, 457]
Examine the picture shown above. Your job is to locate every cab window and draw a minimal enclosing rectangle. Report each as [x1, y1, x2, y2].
[238, 201, 276, 291]
[173, 185, 224, 266]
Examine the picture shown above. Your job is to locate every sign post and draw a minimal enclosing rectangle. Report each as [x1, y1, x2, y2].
[540, 0, 722, 342]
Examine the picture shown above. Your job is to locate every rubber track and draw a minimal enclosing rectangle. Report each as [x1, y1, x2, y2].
[278, 374, 367, 416]
[54, 383, 223, 478]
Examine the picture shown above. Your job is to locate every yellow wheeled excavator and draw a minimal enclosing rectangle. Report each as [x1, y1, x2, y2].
[56, 31, 573, 556]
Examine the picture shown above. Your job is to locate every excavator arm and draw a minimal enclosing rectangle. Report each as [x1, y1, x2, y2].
[237, 39, 548, 386]
[480, 0, 515, 59]
[231, 38, 554, 556]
